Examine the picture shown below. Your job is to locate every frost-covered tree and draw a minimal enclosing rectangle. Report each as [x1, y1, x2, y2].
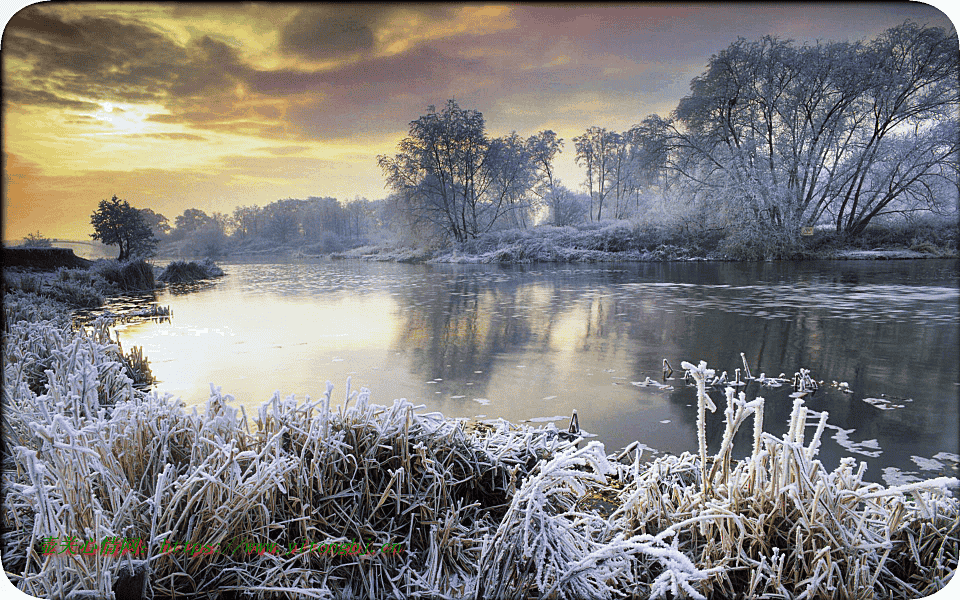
[487, 132, 537, 229]
[526, 130, 571, 225]
[138, 208, 170, 239]
[90, 195, 158, 260]
[545, 185, 589, 227]
[670, 22, 958, 239]
[573, 126, 617, 221]
[379, 100, 527, 243]
[171, 208, 213, 241]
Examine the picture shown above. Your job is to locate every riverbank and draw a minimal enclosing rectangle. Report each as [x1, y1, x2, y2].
[329, 219, 958, 264]
[2, 256, 224, 310]
[3, 276, 958, 597]
[144, 216, 960, 265]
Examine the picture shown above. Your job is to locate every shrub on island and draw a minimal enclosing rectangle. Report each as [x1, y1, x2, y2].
[158, 258, 225, 283]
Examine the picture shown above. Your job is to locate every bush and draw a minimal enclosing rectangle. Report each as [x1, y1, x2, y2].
[158, 259, 225, 283]
[716, 222, 803, 260]
[92, 258, 156, 292]
[3, 272, 43, 295]
[18, 231, 53, 248]
[2, 291, 70, 328]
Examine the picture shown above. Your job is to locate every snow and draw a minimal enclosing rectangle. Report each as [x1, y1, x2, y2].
[833, 249, 932, 260]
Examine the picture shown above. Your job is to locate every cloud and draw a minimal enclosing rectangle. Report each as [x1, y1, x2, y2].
[124, 132, 208, 141]
[2, 89, 99, 111]
[256, 146, 311, 156]
[4, 6, 192, 104]
[278, 6, 377, 60]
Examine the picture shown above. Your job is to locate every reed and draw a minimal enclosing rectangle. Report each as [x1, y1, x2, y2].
[477, 362, 958, 599]
[3, 291, 958, 599]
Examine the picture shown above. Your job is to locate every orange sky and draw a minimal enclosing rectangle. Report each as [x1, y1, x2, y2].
[2, 2, 955, 241]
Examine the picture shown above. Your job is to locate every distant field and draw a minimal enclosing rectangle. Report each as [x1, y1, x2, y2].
[5, 239, 117, 260]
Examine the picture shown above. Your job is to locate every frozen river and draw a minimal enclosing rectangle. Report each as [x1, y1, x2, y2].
[115, 257, 959, 484]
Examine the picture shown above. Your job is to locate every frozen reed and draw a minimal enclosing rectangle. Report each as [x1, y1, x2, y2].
[3, 288, 957, 598]
[476, 362, 958, 599]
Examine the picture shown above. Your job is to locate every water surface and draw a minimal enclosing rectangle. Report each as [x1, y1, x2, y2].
[116, 258, 960, 484]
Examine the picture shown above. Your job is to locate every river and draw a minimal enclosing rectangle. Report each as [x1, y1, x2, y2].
[114, 257, 959, 484]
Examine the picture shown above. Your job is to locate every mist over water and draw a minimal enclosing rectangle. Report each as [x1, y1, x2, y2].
[116, 258, 959, 483]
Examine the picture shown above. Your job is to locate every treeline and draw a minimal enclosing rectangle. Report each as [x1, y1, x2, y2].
[143, 196, 388, 257]
[379, 22, 958, 258]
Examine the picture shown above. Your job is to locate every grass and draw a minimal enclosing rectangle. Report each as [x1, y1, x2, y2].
[3, 258, 158, 311]
[2, 294, 957, 598]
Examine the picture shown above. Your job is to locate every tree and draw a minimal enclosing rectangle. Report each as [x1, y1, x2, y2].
[90, 195, 158, 260]
[573, 127, 618, 220]
[139, 208, 171, 239]
[172, 208, 213, 240]
[487, 132, 536, 229]
[379, 100, 522, 243]
[669, 23, 958, 239]
[545, 184, 589, 226]
[526, 130, 572, 225]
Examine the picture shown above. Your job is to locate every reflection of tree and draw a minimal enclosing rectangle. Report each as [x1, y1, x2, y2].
[394, 273, 543, 393]
[389, 261, 956, 477]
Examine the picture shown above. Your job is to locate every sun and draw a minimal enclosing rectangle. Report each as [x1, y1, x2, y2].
[89, 101, 148, 135]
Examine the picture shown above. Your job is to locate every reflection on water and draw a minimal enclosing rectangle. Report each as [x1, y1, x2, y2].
[115, 258, 959, 483]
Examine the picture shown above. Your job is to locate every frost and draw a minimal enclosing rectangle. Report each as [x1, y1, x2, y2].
[912, 455, 946, 471]
[4, 303, 959, 600]
[631, 377, 674, 390]
[882, 467, 922, 486]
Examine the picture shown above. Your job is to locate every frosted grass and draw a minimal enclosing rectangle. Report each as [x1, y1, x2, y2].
[3, 292, 958, 598]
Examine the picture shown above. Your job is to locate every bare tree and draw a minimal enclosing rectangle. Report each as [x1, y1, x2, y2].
[527, 130, 577, 225]
[668, 22, 958, 238]
[379, 100, 520, 243]
[573, 126, 619, 221]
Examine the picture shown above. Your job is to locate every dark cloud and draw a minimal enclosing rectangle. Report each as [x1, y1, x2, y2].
[279, 6, 377, 60]
[4, 6, 191, 104]
[3, 6, 249, 111]
[276, 5, 463, 61]
[249, 44, 476, 96]
[2, 88, 99, 110]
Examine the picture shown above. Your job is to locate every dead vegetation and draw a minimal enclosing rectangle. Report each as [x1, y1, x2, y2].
[2, 295, 957, 598]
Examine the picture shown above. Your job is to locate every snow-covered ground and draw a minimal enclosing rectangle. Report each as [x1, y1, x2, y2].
[832, 249, 936, 260]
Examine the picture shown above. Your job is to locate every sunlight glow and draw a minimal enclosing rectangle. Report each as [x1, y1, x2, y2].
[87, 102, 149, 136]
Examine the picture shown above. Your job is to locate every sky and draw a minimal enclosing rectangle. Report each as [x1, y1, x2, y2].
[2, 2, 956, 241]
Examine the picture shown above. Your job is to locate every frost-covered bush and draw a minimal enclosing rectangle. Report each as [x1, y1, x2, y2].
[3, 271, 43, 295]
[2, 291, 70, 327]
[717, 221, 803, 260]
[43, 278, 107, 307]
[92, 258, 156, 291]
[2, 294, 573, 599]
[440, 220, 736, 263]
[475, 360, 959, 599]
[157, 258, 224, 283]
